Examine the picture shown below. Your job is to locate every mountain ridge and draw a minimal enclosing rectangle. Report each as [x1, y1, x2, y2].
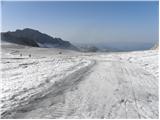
[1, 28, 78, 50]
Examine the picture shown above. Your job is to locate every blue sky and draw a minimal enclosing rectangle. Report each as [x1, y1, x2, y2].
[1, 1, 159, 50]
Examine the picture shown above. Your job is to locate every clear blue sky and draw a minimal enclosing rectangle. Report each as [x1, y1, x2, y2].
[1, 1, 159, 49]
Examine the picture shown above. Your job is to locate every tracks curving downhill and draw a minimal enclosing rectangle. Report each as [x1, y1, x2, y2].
[2, 56, 158, 119]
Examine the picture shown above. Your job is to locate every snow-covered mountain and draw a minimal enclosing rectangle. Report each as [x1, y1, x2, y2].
[1, 28, 78, 50]
[151, 43, 159, 50]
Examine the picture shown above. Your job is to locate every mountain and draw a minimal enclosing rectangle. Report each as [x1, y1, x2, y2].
[75, 43, 120, 52]
[77, 45, 100, 52]
[1, 28, 78, 50]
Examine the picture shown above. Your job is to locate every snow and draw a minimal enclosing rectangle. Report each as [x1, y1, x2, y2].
[1, 47, 158, 119]
[117, 50, 158, 79]
[96, 50, 158, 79]
[1, 51, 92, 116]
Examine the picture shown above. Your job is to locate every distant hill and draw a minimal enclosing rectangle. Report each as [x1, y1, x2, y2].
[1, 28, 78, 50]
[77, 45, 100, 52]
[75, 43, 120, 52]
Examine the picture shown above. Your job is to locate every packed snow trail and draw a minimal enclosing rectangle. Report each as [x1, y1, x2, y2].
[5, 57, 158, 119]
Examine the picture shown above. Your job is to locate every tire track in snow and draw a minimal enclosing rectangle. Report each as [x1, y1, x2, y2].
[2, 56, 158, 119]
[122, 62, 158, 119]
[23, 60, 158, 119]
[2, 59, 95, 119]
[124, 67, 141, 118]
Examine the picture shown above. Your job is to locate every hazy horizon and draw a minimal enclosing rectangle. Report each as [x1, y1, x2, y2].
[1, 1, 159, 50]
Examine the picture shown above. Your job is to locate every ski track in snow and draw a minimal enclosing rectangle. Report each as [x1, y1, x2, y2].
[1, 49, 158, 119]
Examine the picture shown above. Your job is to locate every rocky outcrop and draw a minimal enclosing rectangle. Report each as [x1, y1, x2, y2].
[1, 28, 78, 50]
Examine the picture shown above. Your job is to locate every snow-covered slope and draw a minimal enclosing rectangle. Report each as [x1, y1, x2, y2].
[1, 49, 93, 117]
[116, 50, 158, 79]
[1, 48, 158, 119]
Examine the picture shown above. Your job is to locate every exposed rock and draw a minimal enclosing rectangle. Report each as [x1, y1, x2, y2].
[1, 28, 78, 50]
